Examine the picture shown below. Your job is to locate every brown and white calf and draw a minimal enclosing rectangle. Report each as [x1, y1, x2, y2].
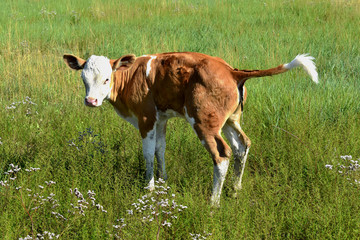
[63, 52, 318, 206]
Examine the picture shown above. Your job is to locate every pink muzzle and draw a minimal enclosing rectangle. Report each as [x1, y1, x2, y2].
[85, 97, 98, 107]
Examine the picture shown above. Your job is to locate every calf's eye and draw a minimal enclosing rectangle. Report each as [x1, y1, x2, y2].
[104, 79, 109, 84]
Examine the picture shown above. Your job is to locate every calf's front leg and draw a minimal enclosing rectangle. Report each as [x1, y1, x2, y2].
[142, 128, 157, 191]
[155, 119, 168, 180]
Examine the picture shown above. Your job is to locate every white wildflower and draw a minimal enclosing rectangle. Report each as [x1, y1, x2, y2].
[340, 155, 352, 160]
[162, 220, 172, 227]
[325, 164, 333, 169]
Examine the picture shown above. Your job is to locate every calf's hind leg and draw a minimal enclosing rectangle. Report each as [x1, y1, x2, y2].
[191, 122, 232, 207]
[203, 134, 232, 207]
[222, 116, 251, 196]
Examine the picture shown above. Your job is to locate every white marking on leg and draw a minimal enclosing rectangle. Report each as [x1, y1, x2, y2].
[222, 124, 245, 157]
[234, 147, 249, 191]
[146, 56, 157, 78]
[142, 128, 156, 191]
[222, 123, 249, 193]
[155, 114, 168, 180]
[147, 176, 155, 191]
[211, 159, 229, 207]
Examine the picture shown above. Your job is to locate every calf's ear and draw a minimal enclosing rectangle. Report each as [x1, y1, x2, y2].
[63, 54, 86, 70]
[112, 54, 136, 71]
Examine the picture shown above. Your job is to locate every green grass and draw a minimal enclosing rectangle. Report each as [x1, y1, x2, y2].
[1, 0, 360, 239]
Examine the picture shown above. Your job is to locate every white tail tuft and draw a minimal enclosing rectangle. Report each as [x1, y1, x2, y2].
[283, 54, 319, 84]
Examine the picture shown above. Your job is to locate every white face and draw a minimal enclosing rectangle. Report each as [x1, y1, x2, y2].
[81, 55, 113, 107]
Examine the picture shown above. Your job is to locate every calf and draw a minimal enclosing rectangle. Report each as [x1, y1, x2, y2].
[63, 52, 318, 206]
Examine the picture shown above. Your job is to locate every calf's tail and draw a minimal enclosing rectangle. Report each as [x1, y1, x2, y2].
[233, 54, 319, 85]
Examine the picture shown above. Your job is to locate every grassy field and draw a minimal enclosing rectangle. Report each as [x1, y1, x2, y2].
[1, 0, 360, 239]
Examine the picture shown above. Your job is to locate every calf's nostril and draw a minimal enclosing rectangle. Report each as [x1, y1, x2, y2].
[85, 97, 97, 105]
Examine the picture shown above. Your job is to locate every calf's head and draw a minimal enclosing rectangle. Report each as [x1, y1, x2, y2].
[63, 54, 136, 107]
